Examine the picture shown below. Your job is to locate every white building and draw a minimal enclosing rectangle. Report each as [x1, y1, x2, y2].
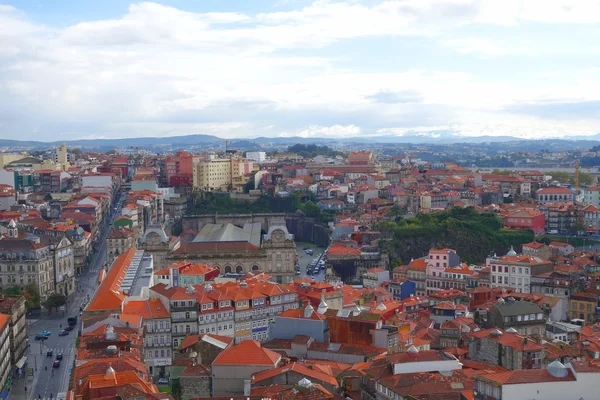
[584, 186, 600, 208]
[487, 248, 553, 294]
[245, 151, 266, 163]
[474, 360, 598, 400]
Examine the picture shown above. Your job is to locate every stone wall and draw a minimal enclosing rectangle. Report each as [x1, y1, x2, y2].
[179, 375, 211, 400]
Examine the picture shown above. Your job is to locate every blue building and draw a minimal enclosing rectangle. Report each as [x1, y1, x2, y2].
[389, 279, 416, 300]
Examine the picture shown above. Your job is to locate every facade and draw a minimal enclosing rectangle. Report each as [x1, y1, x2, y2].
[212, 340, 282, 397]
[122, 298, 172, 375]
[503, 209, 546, 234]
[582, 204, 600, 233]
[0, 223, 56, 300]
[193, 158, 232, 191]
[48, 236, 76, 297]
[487, 251, 553, 294]
[0, 314, 10, 393]
[246, 151, 266, 163]
[521, 241, 553, 260]
[530, 271, 572, 322]
[487, 299, 546, 335]
[536, 187, 574, 204]
[569, 291, 597, 324]
[584, 186, 600, 207]
[406, 258, 427, 296]
[106, 227, 137, 266]
[0, 297, 27, 369]
[138, 224, 180, 271]
[469, 328, 545, 370]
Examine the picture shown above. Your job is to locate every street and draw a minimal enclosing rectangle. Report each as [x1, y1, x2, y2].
[13, 192, 124, 400]
[295, 242, 326, 282]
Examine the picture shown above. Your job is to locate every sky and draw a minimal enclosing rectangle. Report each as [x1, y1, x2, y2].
[1, 0, 600, 141]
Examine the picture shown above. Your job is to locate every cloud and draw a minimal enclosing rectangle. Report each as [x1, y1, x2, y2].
[367, 90, 424, 104]
[0, 1, 599, 141]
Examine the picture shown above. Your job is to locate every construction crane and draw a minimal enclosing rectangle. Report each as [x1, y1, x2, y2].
[575, 160, 580, 205]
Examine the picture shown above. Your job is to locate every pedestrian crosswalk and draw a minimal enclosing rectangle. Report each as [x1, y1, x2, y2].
[42, 347, 76, 355]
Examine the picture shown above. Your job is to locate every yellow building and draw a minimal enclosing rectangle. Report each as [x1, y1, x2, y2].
[569, 291, 597, 324]
[0, 153, 25, 168]
[192, 157, 255, 192]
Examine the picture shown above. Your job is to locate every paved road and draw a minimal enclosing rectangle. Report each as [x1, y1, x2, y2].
[295, 242, 326, 282]
[18, 192, 124, 400]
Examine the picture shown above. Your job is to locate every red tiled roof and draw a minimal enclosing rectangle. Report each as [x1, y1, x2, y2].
[479, 368, 576, 385]
[251, 362, 338, 387]
[85, 249, 136, 313]
[213, 340, 281, 366]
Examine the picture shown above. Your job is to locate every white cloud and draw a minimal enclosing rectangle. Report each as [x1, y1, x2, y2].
[0, 1, 599, 141]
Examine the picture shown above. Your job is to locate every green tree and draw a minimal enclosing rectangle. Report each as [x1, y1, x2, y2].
[24, 283, 41, 309]
[573, 221, 586, 232]
[43, 293, 67, 313]
[300, 200, 321, 219]
[2, 285, 21, 296]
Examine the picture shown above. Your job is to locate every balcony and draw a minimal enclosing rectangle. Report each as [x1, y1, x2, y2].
[171, 315, 196, 323]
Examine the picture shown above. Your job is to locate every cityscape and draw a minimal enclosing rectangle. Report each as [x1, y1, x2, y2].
[2, 1, 600, 400]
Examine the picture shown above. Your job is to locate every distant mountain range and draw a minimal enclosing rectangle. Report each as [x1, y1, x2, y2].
[1, 132, 599, 151]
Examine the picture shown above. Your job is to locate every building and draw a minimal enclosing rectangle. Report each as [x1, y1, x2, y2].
[122, 298, 172, 376]
[170, 221, 296, 284]
[0, 184, 17, 211]
[0, 297, 26, 372]
[503, 209, 546, 234]
[138, 224, 179, 271]
[166, 151, 194, 186]
[487, 249, 553, 294]
[536, 187, 574, 204]
[0, 222, 57, 300]
[469, 328, 545, 370]
[193, 157, 253, 192]
[487, 299, 546, 335]
[270, 303, 329, 342]
[362, 268, 390, 288]
[212, 340, 282, 397]
[106, 227, 137, 266]
[474, 360, 599, 400]
[0, 314, 10, 393]
[569, 291, 597, 324]
[584, 186, 600, 207]
[530, 271, 572, 321]
[246, 151, 266, 163]
[521, 241, 553, 260]
[406, 258, 428, 296]
[582, 204, 600, 233]
[154, 261, 219, 287]
[549, 241, 574, 257]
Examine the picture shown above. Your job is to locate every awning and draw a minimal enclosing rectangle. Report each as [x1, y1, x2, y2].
[15, 356, 27, 369]
[587, 228, 596, 232]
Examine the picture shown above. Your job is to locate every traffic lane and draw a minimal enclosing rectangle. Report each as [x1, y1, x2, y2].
[295, 242, 325, 282]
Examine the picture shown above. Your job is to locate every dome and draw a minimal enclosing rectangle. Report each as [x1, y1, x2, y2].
[105, 366, 116, 381]
[304, 304, 314, 318]
[490, 329, 503, 338]
[506, 328, 518, 334]
[317, 296, 328, 314]
[298, 378, 312, 388]
[407, 345, 419, 355]
[547, 360, 568, 378]
[506, 245, 517, 256]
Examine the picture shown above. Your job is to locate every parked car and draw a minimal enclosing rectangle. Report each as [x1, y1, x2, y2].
[56, 354, 63, 360]
[157, 377, 169, 385]
[53, 360, 60, 368]
[58, 330, 69, 336]
[46, 350, 53, 357]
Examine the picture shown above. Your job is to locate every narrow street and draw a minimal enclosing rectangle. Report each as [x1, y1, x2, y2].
[11, 192, 124, 400]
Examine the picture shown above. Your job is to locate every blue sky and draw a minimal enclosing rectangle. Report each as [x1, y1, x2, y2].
[1, 0, 599, 141]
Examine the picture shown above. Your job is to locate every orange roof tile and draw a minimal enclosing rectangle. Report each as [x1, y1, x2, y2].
[213, 340, 281, 366]
[85, 249, 136, 313]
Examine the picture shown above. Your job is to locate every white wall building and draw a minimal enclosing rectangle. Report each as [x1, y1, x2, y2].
[245, 152, 266, 163]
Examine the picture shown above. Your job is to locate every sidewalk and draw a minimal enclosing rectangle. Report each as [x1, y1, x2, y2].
[9, 371, 34, 400]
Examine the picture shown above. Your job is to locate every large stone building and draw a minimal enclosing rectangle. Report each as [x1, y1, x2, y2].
[192, 157, 254, 192]
[0, 221, 57, 300]
[168, 220, 296, 283]
[0, 296, 27, 370]
[138, 224, 180, 270]
[106, 227, 137, 266]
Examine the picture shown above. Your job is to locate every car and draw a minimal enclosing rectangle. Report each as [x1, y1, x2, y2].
[63, 326, 74, 331]
[41, 330, 51, 337]
[34, 334, 43, 340]
[46, 350, 53, 357]
[53, 360, 60, 368]
[295, 270, 301, 275]
[157, 377, 169, 385]
[56, 354, 63, 360]
[302, 247, 309, 251]
[58, 330, 69, 336]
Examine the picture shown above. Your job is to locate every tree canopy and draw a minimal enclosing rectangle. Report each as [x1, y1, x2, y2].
[43, 293, 66, 313]
[548, 171, 595, 187]
[378, 206, 534, 265]
[287, 144, 343, 158]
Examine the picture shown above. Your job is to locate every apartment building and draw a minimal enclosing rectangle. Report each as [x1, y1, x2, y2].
[192, 157, 254, 191]
[0, 314, 10, 392]
[122, 298, 172, 376]
[106, 227, 137, 266]
[0, 296, 27, 369]
[487, 248, 553, 294]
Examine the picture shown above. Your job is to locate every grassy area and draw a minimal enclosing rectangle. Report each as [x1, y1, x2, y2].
[158, 386, 172, 393]
[535, 235, 600, 248]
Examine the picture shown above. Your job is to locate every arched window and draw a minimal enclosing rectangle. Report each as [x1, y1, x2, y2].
[224, 266, 232, 274]
[252, 265, 260, 271]
[236, 265, 243, 274]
